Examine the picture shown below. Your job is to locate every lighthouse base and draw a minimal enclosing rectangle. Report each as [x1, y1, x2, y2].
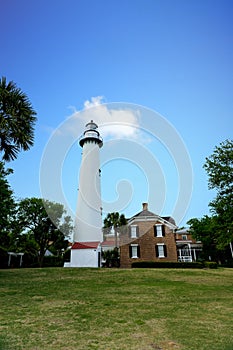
[67, 241, 102, 268]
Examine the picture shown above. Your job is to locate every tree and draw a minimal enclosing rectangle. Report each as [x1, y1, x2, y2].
[102, 248, 120, 268]
[204, 139, 233, 247]
[16, 198, 73, 267]
[187, 215, 233, 263]
[187, 216, 218, 261]
[0, 161, 15, 249]
[204, 139, 233, 198]
[0, 77, 37, 161]
[103, 212, 127, 247]
[187, 140, 233, 263]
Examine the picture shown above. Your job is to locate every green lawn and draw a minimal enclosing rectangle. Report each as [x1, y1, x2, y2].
[0, 268, 233, 350]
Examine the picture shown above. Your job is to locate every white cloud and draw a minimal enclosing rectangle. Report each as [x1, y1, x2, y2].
[47, 97, 144, 143]
[83, 96, 104, 109]
[72, 97, 141, 141]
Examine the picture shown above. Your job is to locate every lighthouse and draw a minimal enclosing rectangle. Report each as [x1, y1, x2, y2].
[70, 120, 103, 267]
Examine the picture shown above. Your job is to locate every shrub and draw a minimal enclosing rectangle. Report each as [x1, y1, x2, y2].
[131, 261, 204, 269]
[102, 248, 120, 268]
[42, 256, 63, 267]
[63, 249, 71, 263]
[204, 261, 218, 269]
[0, 248, 8, 268]
[220, 261, 233, 268]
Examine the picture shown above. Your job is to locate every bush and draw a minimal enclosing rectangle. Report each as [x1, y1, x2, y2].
[0, 247, 9, 268]
[220, 261, 233, 268]
[42, 256, 63, 267]
[102, 248, 120, 268]
[63, 249, 71, 263]
[204, 261, 218, 269]
[131, 261, 204, 269]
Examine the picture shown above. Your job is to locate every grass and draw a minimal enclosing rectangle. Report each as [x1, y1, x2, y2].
[0, 268, 233, 350]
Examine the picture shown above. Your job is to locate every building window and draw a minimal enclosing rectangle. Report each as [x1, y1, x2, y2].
[155, 244, 167, 258]
[129, 244, 140, 258]
[130, 225, 138, 238]
[154, 224, 165, 237]
[182, 235, 187, 240]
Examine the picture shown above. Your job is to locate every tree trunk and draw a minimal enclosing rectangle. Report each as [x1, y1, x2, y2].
[114, 227, 118, 248]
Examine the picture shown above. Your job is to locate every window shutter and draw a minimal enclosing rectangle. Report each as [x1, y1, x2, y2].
[162, 225, 165, 236]
[155, 245, 158, 257]
[137, 245, 140, 258]
[154, 225, 157, 237]
[136, 226, 139, 237]
[129, 246, 132, 258]
[164, 245, 167, 257]
[127, 226, 131, 238]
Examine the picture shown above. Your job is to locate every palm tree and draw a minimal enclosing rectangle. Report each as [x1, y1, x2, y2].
[103, 212, 127, 248]
[0, 77, 37, 161]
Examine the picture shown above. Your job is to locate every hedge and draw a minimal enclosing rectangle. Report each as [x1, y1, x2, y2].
[131, 261, 216, 269]
[203, 261, 218, 269]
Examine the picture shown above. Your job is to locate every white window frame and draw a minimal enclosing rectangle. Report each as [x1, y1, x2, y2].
[157, 243, 165, 258]
[131, 244, 139, 258]
[182, 235, 187, 240]
[155, 224, 163, 237]
[130, 225, 137, 238]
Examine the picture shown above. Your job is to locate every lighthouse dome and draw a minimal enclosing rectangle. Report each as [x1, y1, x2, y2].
[85, 120, 98, 130]
[79, 120, 103, 148]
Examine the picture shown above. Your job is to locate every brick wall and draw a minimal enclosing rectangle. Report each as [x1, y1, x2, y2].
[120, 220, 177, 268]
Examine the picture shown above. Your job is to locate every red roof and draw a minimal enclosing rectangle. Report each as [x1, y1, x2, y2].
[101, 239, 115, 247]
[72, 241, 100, 250]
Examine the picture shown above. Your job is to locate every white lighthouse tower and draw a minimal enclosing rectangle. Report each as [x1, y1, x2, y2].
[70, 120, 103, 267]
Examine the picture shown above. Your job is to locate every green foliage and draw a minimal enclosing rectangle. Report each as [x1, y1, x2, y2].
[187, 216, 232, 263]
[203, 261, 218, 269]
[15, 198, 73, 267]
[102, 248, 120, 267]
[187, 140, 233, 262]
[0, 77, 37, 161]
[187, 216, 218, 260]
[204, 140, 233, 242]
[132, 261, 204, 268]
[0, 247, 8, 268]
[0, 161, 15, 249]
[63, 248, 71, 263]
[42, 256, 64, 267]
[103, 212, 127, 247]
[204, 139, 233, 196]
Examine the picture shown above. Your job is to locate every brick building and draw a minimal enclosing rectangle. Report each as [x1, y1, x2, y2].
[120, 203, 178, 268]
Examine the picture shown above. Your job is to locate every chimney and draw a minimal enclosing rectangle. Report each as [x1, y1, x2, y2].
[142, 202, 148, 211]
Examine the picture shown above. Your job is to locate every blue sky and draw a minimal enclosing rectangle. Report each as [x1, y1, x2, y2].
[1, 0, 233, 227]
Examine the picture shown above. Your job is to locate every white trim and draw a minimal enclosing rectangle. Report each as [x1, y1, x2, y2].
[128, 216, 177, 229]
[157, 243, 165, 258]
[155, 224, 163, 237]
[131, 244, 139, 259]
[130, 225, 138, 238]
